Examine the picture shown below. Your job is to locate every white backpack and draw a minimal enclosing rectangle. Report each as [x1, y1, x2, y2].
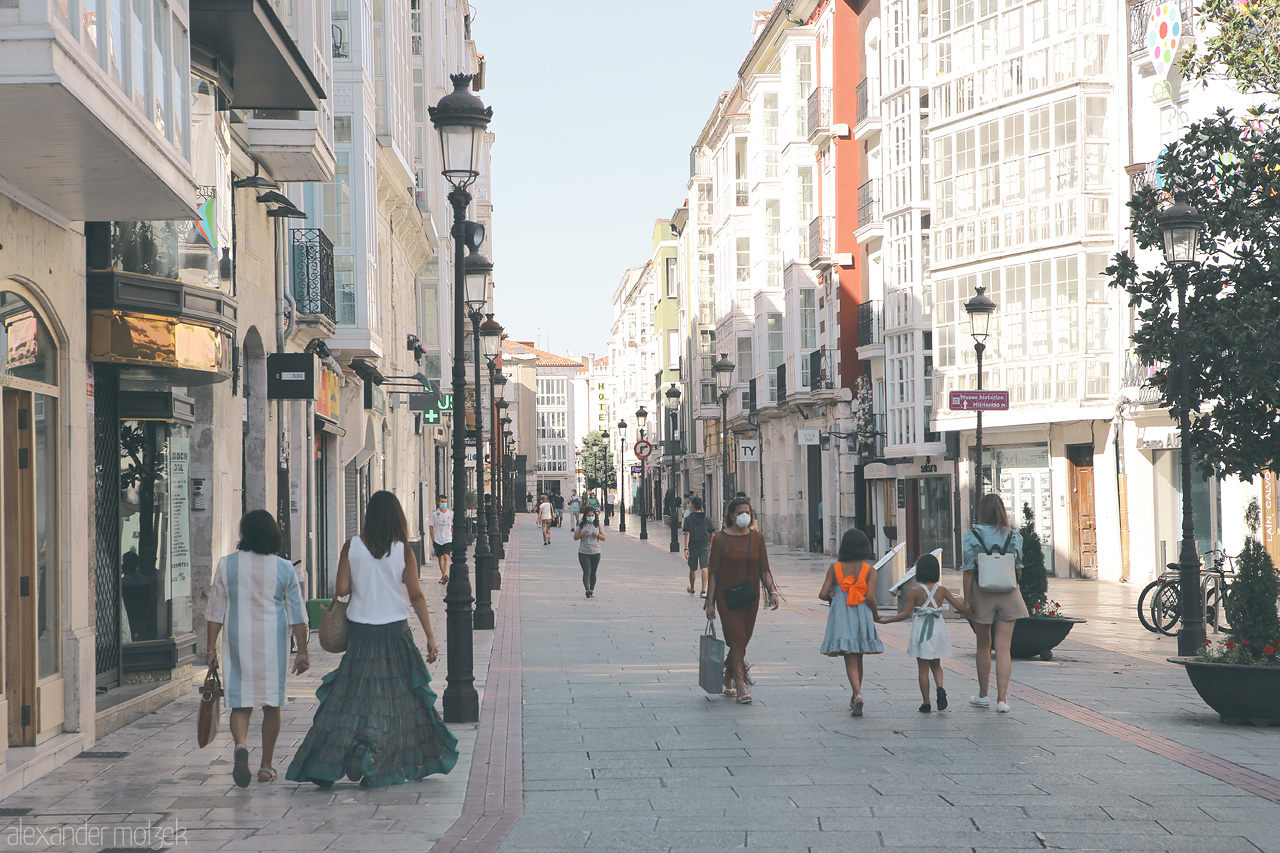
[973, 528, 1018, 593]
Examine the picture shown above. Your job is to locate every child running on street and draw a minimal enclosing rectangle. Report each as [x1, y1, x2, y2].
[879, 553, 972, 713]
[818, 530, 884, 718]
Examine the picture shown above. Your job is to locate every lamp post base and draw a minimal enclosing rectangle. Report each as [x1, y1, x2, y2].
[442, 686, 480, 724]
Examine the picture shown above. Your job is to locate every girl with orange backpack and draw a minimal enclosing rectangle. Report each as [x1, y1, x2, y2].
[818, 529, 884, 717]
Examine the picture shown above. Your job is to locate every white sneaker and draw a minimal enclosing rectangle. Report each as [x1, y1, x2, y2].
[968, 695, 990, 708]
[996, 701, 1011, 713]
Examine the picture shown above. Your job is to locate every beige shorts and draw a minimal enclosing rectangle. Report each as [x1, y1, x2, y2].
[967, 579, 1030, 624]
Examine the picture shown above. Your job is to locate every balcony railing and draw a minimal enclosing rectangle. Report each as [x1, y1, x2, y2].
[806, 349, 834, 391]
[1129, 0, 1194, 54]
[808, 215, 833, 265]
[858, 300, 884, 346]
[863, 413, 887, 460]
[857, 181, 880, 230]
[807, 87, 832, 141]
[1122, 352, 1164, 405]
[855, 77, 880, 127]
[735, 180, 749, 208]
[291, 228, 336, 322]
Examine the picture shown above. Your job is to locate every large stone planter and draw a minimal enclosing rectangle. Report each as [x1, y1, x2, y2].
[1009, 616, 1086, 660]
[1170, 658, 1280, 726]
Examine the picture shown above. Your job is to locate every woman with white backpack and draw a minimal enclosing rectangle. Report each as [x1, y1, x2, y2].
[961, 493, 1027, 714]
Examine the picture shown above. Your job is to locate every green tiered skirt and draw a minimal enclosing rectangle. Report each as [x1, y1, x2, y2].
[286, 620, 458, 787]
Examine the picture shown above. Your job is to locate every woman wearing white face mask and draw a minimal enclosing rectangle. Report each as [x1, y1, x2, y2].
[573, 509, 606, 598]
[705, 498, 779, 704]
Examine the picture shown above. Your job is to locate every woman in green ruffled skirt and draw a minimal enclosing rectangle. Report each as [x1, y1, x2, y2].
[287, 491, 458, 788]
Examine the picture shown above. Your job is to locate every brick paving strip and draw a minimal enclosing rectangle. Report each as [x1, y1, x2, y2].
[780, 597, 1280, 805]
[431, 527, 525, 853]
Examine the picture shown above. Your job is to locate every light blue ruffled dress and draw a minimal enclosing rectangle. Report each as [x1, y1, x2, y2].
[821, 563, 884, 656]
[907, 583, 952, 660]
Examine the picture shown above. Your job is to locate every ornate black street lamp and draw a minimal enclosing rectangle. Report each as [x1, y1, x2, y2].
[466, 253, 496, 632]
[482, 321, 505, 577]
[963, 285, 996, 525]
[636, 406, 649, 540]
[617, 419, 628, 533]
[429, 73, 491, 724]
[1159, 193, 1208, 656]
[665, 383, 682, 552]
[713, 353, 736, 506]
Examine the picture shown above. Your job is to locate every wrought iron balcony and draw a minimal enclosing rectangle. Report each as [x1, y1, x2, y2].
[806, 349, 834, 391]
[858, 300, 884, 347]
[291, 228, 336, 323]
[855, 77, 880, 134]
[808, 215, 833, 266]
[1122, 352, 1164, 405]
[857, 180, 881, 231]
[807, 87, 832, 143]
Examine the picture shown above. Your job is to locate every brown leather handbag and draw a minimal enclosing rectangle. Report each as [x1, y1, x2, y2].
[318, 597, 350, 653]
[196, 663, 224, 748]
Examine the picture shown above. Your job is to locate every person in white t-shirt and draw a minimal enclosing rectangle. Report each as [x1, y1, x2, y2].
[429, 497, 453, 585]
[537, 494, 554, 545]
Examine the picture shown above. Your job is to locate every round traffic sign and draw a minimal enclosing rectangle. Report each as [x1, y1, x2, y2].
[634, 440, 653, 459]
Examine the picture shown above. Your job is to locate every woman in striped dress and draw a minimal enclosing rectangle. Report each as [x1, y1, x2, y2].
[206, 510, 310, 787]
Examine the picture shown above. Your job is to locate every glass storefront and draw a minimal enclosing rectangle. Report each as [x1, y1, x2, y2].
[1153, 449, 1221, 568]
[119, 420, 193, 644]
[988, 444, 1053, 563]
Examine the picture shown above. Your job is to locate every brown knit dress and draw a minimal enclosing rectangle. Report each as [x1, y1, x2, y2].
[709, 529, 769, 669]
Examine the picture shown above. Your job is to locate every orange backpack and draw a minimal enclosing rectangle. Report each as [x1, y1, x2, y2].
[833, 561, 870, 607]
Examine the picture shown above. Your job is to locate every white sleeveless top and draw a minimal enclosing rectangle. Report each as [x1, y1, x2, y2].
[346, 537, 410, 625]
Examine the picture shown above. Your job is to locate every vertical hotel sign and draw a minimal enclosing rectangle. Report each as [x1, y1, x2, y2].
[1264, 472, 1277, 559]
[316, 366, 341, 423]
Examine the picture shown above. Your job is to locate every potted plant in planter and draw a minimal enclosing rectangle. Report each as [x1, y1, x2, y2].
[1171, 500, 1280, 725]
[1009, 503, 1086, 660]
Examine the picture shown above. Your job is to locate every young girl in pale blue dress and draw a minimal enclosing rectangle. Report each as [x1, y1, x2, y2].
[881, 553, 972, 713]
[818, 530, 883, 717]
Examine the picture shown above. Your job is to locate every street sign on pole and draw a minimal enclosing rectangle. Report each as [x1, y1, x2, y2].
[634, 440, 653, 459]
[738, 439, 759, 462]
[948, 390, 1010, 411]
[797, 429, 821, 446]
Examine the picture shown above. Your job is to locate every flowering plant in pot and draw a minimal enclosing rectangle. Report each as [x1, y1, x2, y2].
[1175, 500, 1280, 725]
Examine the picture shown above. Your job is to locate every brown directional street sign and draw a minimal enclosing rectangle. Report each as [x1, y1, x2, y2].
[948, 390, 1010, 411]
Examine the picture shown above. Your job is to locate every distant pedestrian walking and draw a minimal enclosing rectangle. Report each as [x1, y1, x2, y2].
[568, 493, 581, 529]
[286, 491, 457, 788]
[537, 494, 554, 544]
[879, 553, 971, 713]
[962, 493, 1027, 714]
[206, 510, 310, 787]
[818, 530, 884, 718]
[429, 496, 453, 585]
[683, 496, 716, 597]
[574, 506, 606, 598]
[553, 492, 565, 525]
[705, 497, 780, 705]
[606, 490, 616, 524]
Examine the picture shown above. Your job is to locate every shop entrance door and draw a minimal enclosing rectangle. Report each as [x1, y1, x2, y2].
[806, 445, 823, 552]
[1067, 445, 1097, 578]
[2, 389, 37, 745]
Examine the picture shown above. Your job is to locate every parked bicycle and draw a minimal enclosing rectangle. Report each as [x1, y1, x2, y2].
[1136, 550, 1235, 636]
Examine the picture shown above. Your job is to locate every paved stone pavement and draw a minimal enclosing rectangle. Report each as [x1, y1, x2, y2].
[5, 516, 1280, 852]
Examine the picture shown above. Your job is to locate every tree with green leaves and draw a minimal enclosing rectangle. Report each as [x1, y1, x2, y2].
[581, 430, 616, 492]
[1108, 105, 1280, 481]
[1182, 0, 1280, 96]
[1223, 500, 1280, 655]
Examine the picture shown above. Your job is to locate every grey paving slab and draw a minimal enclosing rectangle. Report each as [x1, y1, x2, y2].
[500, 518, 1280, 853]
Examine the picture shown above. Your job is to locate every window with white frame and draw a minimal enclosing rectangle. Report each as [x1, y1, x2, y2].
[796, 46, 813, 137]
[538, 444, 568, 472]
[766, 312, 784, 402]
[667, 328, 680, 370]
[765, 200, 781, 287]
[537, 411, 567, 440]
[736, 237, 751, 282]
[736, 335, 753, 386]
[800, 290, 817, 387]
[798, 167, 814, 257]
[536, 378, 566, 408]
[764, 93, 779, 178]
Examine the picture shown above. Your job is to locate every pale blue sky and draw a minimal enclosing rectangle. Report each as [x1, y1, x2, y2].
[478, 0, 763, 359]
